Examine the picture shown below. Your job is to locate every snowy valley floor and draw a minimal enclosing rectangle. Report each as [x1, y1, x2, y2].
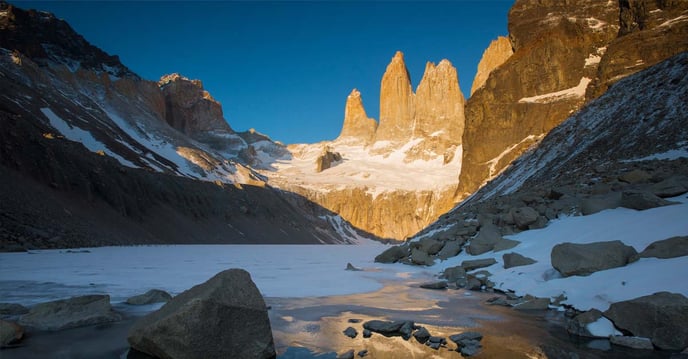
[0, 195, 686, 358]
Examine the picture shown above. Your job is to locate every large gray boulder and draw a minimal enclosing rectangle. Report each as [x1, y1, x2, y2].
[18, 295, 120, 331]
[374, 245, 407, 263]
[362, 320, 414, 340]
[651, 175, 688, 198]
[510, 207, 539, 229]
[604, 292, 688, 350]
[467, 223, 502, 255]
[566, 309, 605, 338]
[580, 192, 621, 215]
[620, 190, 677, 211]
[461, 258, 497, 271]
[441, 265, 467, 282]
[551, 241, 637, 277]
[126, 289, 173, 305]
[410, 248, 435, 266]
[636, 236, 688, 259]
[128, 269, 275, 359]
[436, 240, 462, 260]
[502, 252, 537, 269]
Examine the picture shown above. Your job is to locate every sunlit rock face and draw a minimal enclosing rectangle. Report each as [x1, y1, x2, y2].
[337, 89, 377, 144]
[375, 51, 415, 144]
[470, 36, 513, 96]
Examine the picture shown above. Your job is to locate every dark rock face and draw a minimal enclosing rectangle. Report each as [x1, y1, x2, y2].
[315, 147, 343, 173]
[374, 245, 407, 263]
[362, 320, 414, 340]
[551, 241, 637, 277]
[604, 292, 688, 350]
[619, 190, 677, 210]
[18, 295, 120, 331]
[128, 269, 275, 359]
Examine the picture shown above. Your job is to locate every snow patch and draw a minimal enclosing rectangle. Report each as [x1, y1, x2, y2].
[586, 317, 622, 337]
[585, 54, 601, 67]
[660, 15, 688, 27]
[519, 78, 591, 104]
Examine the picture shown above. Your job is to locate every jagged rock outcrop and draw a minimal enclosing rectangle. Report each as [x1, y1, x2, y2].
[375, 51, 415, 143]
[314, 147, 342, 172]
[470, 36, 513, 95]
[337, 89, 377, 143]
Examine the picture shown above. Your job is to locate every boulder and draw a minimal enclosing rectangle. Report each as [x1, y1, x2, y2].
[126, 289, 172, 305]
[492, 238, 520, 252]
[618, 169, 652, 184]
[0, 303, 29, 316]
[651, 175, 688, 198]
[362, 320, 414, 340]
[467, 223, 502, 255]
[609, 335, 654, 350]
[580, 192, 621, 215]
[413, 326, 431, 343]
[620, 190, 677, 211]
[461, 258, 497, 271]
[410, 248, 434, 266]
[362, 329, 372, 338]
[337, 349, 355, 359]
[127, 269, 275, 359]
[426, 336, 447, 349]
[18, 295, 120, 331]
[358, 349, 369, 357]
[502, 252, 537, 269]
[374, 245, 407, 263]
[566, 309, 604, 338]
[0, 320, 23, 347]
[449, 332, 483, 357]
[464, 275, 483, 291]
[551, 241, 637, 277]
[510, 207, 539, 229]
[636, 236, 688, 259]
[441, 265, 467, 282]
[436, 240, 462, 260]
[345, 263, 363, 271]
[420, 281, 448, 290]
[604, 292, 688, 350]
[315, 147, 342, 172]
[513, 296, 550, 311]
[343, 326, 357, 338]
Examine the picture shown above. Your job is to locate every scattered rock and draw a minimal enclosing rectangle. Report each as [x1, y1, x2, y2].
[513, 296, 550, 311]
[566, 309, 604, 338]
[343, 327, 358, 338]
[18, 295, 120, 331]
[336, 349, 355, 359]
[413, 326, 431, 343]
[348, 318, 362, 323]
[458, 340, 482, 356]
[426, 336, 446, 349]
[436, 240, 462, 260]
[604, 291, 688, 350]
[357, 349, 369, 357]
[345, 263, 363, 271]
[410, 248, 435, 266]
[650, 175, 688, 197]
[635, 236, 688, 259]
[551, 240, 637, 277]
[491, 238, 520, 252]
[619, 169, 652, 184]
[580, 192, 621, 215]
[0, 303, 29, 316]
[0, 320, 23, 347]
[502, 252, 537, 269]
[374, 245, 407, 263]
[315, 147, 342, 173]
[362, 329, 372, 338]
[126, 289, 173, 305]
[609, 335, 654, 350]
[414, 238, 445, 255]
[127, 269, 275, 359]
[420, 281, 448, 290]
[619, 190, 677, 211]
[465, 275, 483, 291]
[449, 331, 483, 343]
[467, 223, 502, 255]
[441, 265, 467, 282]
[461, 258, 497, 271]
[450, 332, 483, 357]
[510, 207, 539, 229]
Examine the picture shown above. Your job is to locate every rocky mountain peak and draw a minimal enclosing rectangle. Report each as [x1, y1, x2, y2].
[470, 36, 513, 96]
[337, 89, 377, 143]
[375, 50, 415, 143]
[158, 73, 233, 137]
[0, 1, 135, 78]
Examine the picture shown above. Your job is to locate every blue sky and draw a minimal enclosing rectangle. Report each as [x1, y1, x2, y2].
[18, 1, 512, 144]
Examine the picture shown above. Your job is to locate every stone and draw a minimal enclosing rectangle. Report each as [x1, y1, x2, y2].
[315, 147, 342, 173]
[491, 238, 520, 252]
[618, 169, 652, 184]
[566, 309, 604, 338]
[337, 349, 355, 359]
[362, 329, 372, 338]
[580, 192, 621, 215]
[502, 252, 537, 269]
[127, 269, 275, 359]
[375, 51, 415, 143]
[126, 289, 173, 305]
[0, 320, 23, 347]
[449, 331, 483, 343]
[410, 248, 435, 266]
[357, 349, 369, 357]
[604, 292, 688, 350]
[651, 175, 688, 198]
[18, 295, 120, 331]
[346, 263, 363, 271]
[420, 281, 448, 290]
[609, 335, 654, 350]
[0, 303, 29, 316]
[428, 336, 447, 344]
[636, 236, 688, 259]
[436, 240, 462, 260]
[450, 332, 483, 357]
[337, 89, 377, 143]
[414, 238, 445, 255]
[413, 326, 431, 343]
[620, 190, 677, 211]
[343, 326, 358, 338]
[551, 241, 637, 277]
[467, 223, 502, 255]
[513, 296, 550, 311]
[442, 265, 467, 282]
[471, 36, 513, 95]
[510, 207, 539, 229]
[461, 258, 497, 271]
[374, 245, 407, 263]
[465, 276, 483, 291]
[459, 340, 482, 356]
[363, 320, 414, 339]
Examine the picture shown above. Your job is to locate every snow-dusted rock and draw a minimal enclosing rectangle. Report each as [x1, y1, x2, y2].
[566, 309, 615, 338]
[604, 292, 688, 350]
[551, 240, 637, 277]
[128, 269, 275, 359]
[580, 192, 621, 215]
[18, 295, 120, 331]
[510, 207, 539, 229]
[441, 265, 467, 282]
[410, 248, 434, 266]
[436, 240, 462, 260]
